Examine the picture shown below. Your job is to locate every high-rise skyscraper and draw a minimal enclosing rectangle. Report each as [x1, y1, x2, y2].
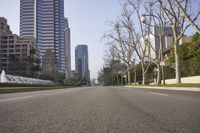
[75, 45, 90, 81]
[64, 18, 71, 79]
[20, 0, 42, 56]
[20, 0, 66, 75]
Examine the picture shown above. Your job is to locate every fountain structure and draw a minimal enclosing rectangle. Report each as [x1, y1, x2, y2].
[0, 70, 55, 85]
[0, 70, 7, 83]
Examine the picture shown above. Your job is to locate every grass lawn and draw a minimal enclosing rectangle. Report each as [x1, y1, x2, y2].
[129, 83, 200, 88]
[0, 86, 70, 93]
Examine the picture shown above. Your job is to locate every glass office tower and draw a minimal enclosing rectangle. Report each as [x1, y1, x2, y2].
[20, 0, 42, 57]
[64, 18, 71, 79]
[20, 0, 66, 75]
[75, 45, 90, 81]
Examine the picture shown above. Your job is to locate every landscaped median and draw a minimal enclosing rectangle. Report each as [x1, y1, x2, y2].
[0, 86, 71, 94]
[125, 84, 200, 92]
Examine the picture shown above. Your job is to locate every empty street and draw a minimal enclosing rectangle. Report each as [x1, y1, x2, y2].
[0, 87, 200, 133]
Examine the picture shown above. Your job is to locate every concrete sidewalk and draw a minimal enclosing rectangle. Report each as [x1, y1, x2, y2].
[125, 85, 200, 92]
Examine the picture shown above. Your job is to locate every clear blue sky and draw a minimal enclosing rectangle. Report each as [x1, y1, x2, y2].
[0, 0, 122, 79]
[65, 0, 122, 79]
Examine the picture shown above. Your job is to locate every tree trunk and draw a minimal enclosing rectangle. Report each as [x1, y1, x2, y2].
[142, 71, 145, 85]
[141, 64, 146, 85]
[134, 69, 137, 85]
[174, 40, 181, 84]
[127, 69, 131, 85]
[116, 75, 120, 86]
[121, 74, 123, 85]
[157, 65, 161, 84]
[161, 65, 165, 85]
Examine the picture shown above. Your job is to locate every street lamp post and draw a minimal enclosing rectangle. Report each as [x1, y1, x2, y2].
[133, 59, 137, 85]
[124, 74, 127, 85]
[131, 59, 137, 85]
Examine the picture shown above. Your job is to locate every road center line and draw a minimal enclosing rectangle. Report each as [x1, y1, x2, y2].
[148, 92, 169, 96]
[0, 96, 33, 102]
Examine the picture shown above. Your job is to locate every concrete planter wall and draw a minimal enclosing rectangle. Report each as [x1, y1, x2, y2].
[162, 76, 200, 84]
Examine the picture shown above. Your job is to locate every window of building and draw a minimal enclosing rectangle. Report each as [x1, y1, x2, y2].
[9, 40, 14, 43]
[2, 50, 7, 53]
[22, 49, 27, 54]
[2, 64, 7, 67]
[15, 54, 20, 57]
[2, 36, 7, 39]
[15, 49, 20, 52]
[1, 54, 7, 57]
[1, 45, 7, 48]
[2, 41, 7, 43]
[9, 45, 14, 48]
[1, 59, 7, 62]
[9, 49, 14, 52]
[22, 54, 27, 57]
[9, 36, 14, 39]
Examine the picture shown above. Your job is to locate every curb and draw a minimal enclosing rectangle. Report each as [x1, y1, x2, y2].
[0, 87, 71, 94]
[125, 86, 200, 92]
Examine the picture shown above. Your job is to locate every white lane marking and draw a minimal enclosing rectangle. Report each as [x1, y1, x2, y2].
[0, 96, 33, 102]
[0, 88, 85, 103]
[148, 92, 169, 96]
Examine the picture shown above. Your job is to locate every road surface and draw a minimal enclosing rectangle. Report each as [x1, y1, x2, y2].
[0, 86, 200, 133]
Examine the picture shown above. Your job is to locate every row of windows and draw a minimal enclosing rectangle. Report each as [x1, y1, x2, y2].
[20, 12, 34, 15]
[0, 49, 27, 53]
[0, 45, 27, 49]
[1, 40, 15, 43]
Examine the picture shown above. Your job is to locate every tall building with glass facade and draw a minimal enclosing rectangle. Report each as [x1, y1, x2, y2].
[20, 0, 42, 57]
[64, 18, 71, 79]
[20, 0, 66, 75]
[75, 45, 90, 81]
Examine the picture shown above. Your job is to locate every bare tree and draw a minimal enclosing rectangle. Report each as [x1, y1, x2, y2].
[103, 42, 124, 85]
[158, 0, 194, 84]
[97, 67, 104, 85]
[174, 0, 200, 33]
[104, 21, 135, 85]
[120, 0, 153, 84]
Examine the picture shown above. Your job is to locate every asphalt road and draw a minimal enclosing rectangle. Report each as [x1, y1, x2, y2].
[0, 86, 200, 133]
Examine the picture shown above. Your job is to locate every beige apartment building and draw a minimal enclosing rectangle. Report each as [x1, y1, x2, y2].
[0, 17, 39, 77]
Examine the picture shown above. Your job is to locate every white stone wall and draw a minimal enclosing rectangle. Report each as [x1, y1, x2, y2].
[163, 76, 200, 84]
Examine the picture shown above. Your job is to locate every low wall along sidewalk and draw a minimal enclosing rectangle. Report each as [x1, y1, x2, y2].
[163, 76, 200, 84]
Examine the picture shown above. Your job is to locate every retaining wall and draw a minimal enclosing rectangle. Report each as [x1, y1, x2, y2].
[163, 76, 200, 84]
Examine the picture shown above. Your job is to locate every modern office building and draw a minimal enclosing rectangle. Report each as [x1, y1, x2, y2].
[144, 26, 192, 60]
[42, 49, 59, 81]
[75, 45, 90, 81]
[146, 26, 179, 59]
[154, 26, 181, 53]
[0, 17, 39, 77]
[20, 0, 66, 76]
[20, 0, 42, 55]
[64, 18, 71, 79]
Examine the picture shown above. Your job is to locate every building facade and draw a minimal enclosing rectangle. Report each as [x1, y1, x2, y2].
[42, 49, 59, 81]
[0, 17, 12, 36]
[75, 45, 90, 81]
[0, 17, 39, 77]
[20, 0, 66, 76]
[20, 0, 42, 55]
[146, 26, 181, 59]
[64, 18, 71, 79]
